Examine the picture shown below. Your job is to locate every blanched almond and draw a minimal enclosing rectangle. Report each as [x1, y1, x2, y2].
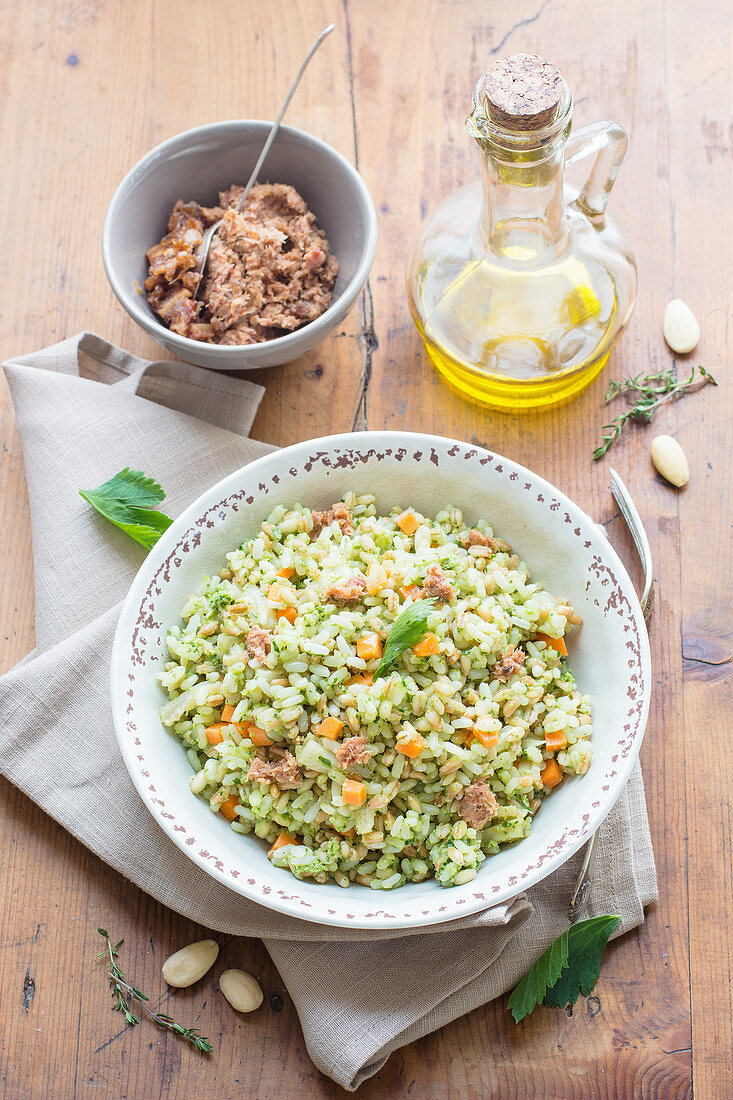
[162, 939, 219, 988]
[219, 968, 264, 1013]
[663, 299, 700, 354]
[651, 435, 689, 487]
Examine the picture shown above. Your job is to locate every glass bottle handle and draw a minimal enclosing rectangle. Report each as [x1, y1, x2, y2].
[564, 120, 628, 220]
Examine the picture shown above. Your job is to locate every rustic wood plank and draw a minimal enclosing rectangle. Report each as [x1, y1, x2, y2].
[0, 0, 727, 1095]
[664, 0, 732, 1094]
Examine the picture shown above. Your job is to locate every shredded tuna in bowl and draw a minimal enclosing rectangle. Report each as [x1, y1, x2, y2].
[145, 183, 339, 345]
[158, 494, 591, 891]
[111, 432, 651, 929]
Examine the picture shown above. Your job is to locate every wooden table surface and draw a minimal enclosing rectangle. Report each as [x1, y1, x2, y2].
[1, 1, 729, 1097]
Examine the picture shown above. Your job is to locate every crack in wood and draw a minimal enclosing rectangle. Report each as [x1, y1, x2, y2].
[0, 922, 41, 949]
[341, 0, 360, 167]
[342, 0, 377, 431]
[351, 283, 377, 431]
[489, 0, 554, 56]
[682, 653, 731, 667]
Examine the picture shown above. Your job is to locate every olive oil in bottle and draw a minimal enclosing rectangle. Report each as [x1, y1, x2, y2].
[406, 54, 636, 411]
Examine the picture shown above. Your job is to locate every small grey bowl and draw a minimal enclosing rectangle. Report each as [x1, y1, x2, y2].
[102, 121, 378, 370]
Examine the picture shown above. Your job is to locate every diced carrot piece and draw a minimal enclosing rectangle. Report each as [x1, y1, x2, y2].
[205, 723, 225, 745]
[221, 704, 235, 722]
[277, 566, 294, 579]
[268, 832, 297, 855]
[229, 603, 248, 614]
[413, 633, 439, 657]
[541, 758, 563, 788]
[544, 729, 568, 751]
[219, 795, 239, 821]
[366, 563, 388, 595]
[346, 672, 374, 688]
[342, 779, 367, 807]
[396, 510, 420, 536]
[399, 583, 420, 601]
[247, 725, 272, 747]
[396, 734, 426, 758]
[224, 714, 248, 737]
[356, 632, 383, 661]
[267, 581, 296, 621]
[468, 726, 499, 750]
[317, 716, 344, 740]
[536, 632, 568, 656]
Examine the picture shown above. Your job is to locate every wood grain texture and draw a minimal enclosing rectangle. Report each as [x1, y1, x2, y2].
[0, 0, 728, 1095]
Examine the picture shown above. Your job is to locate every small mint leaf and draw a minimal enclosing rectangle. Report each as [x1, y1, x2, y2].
[542, 915, 621, 1008]
[507, 930, 569, 1023]
[374, 598, 436, 679]
[79, 467, 172, 551]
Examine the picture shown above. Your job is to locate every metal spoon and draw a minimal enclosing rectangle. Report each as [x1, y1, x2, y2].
[194, 22, 336, 296]
[568, 468, 654, 921]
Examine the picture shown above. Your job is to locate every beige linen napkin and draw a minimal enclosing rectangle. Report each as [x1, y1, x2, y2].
[0, 333, 657, 1090]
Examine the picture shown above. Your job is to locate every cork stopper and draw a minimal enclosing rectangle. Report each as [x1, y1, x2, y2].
[481, 54, 564, 131]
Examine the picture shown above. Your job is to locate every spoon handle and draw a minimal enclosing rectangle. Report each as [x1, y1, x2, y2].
[609, 467, 654, 622]
[194, 23, 336, 290]
[235, 23, 336, 211]
[568, 832, 597, 920]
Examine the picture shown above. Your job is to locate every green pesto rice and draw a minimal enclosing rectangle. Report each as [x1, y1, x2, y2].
[157, 492, 592, 890]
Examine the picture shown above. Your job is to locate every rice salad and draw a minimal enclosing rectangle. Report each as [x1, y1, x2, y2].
[157, 493, 591, 891]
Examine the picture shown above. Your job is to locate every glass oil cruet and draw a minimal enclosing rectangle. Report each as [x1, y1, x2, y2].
[406, 54, 637, 411]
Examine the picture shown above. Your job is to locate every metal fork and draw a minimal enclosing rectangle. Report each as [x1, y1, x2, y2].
[567, 468, 654, 921]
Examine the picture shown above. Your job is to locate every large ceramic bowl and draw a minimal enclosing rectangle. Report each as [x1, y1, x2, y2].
[111, 432, 651, 929]
[102, 121, 378, 369]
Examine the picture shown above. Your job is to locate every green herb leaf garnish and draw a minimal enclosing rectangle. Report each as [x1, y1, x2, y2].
[541, 914, 621, 1007]
[593, 366, 715, 460]
[374, 597, 436, 679]
[96, 928, 213, 1054]
[507, 915, 621, 1022]
[507, 928, 569, 1022]
[79, 467, 172, 550]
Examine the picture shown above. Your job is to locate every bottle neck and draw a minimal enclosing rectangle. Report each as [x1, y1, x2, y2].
[477, 142, 567, 263]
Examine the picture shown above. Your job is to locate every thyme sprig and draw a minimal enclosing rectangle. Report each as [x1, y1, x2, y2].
[593, 366, 716, 460]
[97, 929, 213, 1054]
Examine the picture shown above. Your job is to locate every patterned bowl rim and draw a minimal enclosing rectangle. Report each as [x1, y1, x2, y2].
[111, 430, 651, 929]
